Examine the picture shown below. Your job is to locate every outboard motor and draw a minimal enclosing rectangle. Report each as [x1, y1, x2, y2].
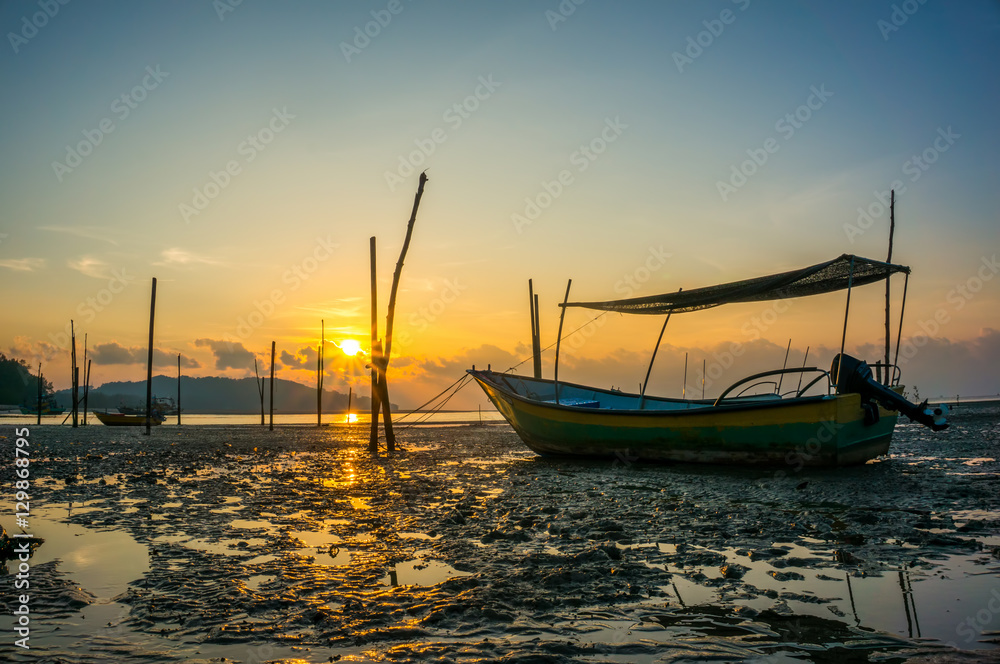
[831, 354, 948, 431]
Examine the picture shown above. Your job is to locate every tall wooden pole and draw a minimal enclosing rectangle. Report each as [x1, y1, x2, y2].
[529, 280, 542, 379]
[269, 341, 275, 431]
[71, 320, 77, 428]
[81, 334, 88, 425]
[369, 236, 380, 453]
[36, 363, 42, 426]
[884, 189, 896, 385]
[533, 293, 541, 378]
[177, 354, 181, 426]
[347, 386, 353, 420]
[145, 277, 157, 436]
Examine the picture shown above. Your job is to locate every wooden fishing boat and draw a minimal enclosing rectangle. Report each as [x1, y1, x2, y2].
[470, 254, 948, 466]
[92, 410, 165, 427]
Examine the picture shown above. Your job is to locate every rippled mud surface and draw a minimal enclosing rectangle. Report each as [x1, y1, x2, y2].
[2, 405, 999, 663]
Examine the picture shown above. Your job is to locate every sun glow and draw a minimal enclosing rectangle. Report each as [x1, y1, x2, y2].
[338, 339, 363, 356]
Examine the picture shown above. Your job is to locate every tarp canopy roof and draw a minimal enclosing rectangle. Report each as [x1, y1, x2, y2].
[563, 254, 910, 315]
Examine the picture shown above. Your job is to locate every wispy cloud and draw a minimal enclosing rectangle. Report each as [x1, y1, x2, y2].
[154, 247, 224, 267]
[67, 256, 111, 279]
[38, 225, 119, 246]
[0, 257, 45, 271]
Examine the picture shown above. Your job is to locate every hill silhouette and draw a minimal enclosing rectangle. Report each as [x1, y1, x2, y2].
[53, 375, 387, 414]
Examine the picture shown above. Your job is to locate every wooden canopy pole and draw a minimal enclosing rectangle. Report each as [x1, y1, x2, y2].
[553, 279, 572, 405]
[144, 278, 157, 436]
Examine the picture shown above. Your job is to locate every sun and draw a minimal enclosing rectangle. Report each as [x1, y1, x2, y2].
[338, 339, 363, 356]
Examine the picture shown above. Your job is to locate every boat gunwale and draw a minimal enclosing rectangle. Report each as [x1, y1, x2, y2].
[468, 369, 837, 417]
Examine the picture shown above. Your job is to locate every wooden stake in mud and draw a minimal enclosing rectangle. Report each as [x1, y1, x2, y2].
[145, 277, 157, 436]
[83, 358, 91, 425]
[347, 386, 353, 421]
[71, 320, 77, 428]
[254, 357, 265, 425]
[317, 319, 324, 427]
[369, 236, 380, 454]
[269, 340, 275, 431]
[36, 363, 42, 426]
[380, 171, 429, 454]
[884, 189, 896, 385]
[177, 354, 182, 426]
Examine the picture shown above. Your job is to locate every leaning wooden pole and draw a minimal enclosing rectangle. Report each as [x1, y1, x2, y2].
[347, 386, 353, 420]
[269, 340, 275, 431]
[380, 171, 429, 453]
[884, 189, 896, 385]
[145, 277, 157, 436]
[369, 236, 380, 453]
[553, 279, 573, 405]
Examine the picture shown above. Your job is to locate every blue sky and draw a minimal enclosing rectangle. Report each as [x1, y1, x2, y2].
[1, 0, 998, 405]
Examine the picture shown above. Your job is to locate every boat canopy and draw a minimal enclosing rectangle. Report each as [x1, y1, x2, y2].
[563, 254, 910, 315]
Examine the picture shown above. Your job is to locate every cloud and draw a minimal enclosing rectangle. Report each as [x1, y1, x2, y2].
[8, 336, 63, 363]
[90, 342, 201, 368]
[67, 256, 111, 279]
[38, 225, 118, 245]
[195, 338, 256, 370]
[0, 258, 45, 271]
[279, 346, 318, 369]
[154, 248, 223, 267]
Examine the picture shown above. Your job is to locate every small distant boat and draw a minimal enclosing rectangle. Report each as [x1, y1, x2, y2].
[92, 410, 165, 427]
[20, 398, 65, 416]
[471, 254, 948, 467]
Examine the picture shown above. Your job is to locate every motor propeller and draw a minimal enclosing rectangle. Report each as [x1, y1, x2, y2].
[831, 354, 949, 431]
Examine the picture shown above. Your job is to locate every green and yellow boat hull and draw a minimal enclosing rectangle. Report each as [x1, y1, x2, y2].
[469, 370, 898, 467]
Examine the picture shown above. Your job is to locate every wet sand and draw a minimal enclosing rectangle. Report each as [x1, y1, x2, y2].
[2, 405, 999, 663]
